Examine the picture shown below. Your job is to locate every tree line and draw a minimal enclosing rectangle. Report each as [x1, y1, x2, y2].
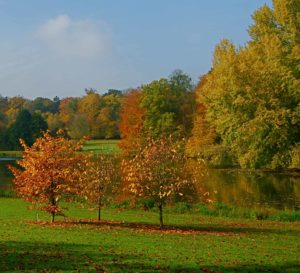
[2, 0, 300, 169]
[0, 89, 123, 149]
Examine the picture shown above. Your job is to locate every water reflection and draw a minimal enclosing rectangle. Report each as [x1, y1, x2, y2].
[198, 169, 300, 210]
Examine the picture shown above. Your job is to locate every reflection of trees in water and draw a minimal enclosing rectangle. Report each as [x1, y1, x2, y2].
[197, 169, 300, 210]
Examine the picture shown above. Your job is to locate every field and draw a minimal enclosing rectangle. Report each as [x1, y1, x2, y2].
[0, 151, 22, 158]
[81, 140, 120, 154]
[0, 140, 120, 158]
[0, 198, 299, 273]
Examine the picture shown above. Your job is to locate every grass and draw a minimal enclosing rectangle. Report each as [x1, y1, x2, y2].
[0, 151, 22, 158]
[184, 202, 300, 222]
[77, 139, 120, 155]
[0, 140, 120, 158]
[1, 198, 299, 272]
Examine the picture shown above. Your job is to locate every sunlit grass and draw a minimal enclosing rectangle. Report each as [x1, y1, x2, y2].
[1, 198, 299, 272]
[82, 139, 120, 154]
[0, 140, 120, 157]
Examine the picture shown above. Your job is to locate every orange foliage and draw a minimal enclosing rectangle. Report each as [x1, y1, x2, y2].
[122, 137, 204, 228]
[9, 130, 85, 222]
[118, 89, 145, 156]
[76, 153, 120, 220]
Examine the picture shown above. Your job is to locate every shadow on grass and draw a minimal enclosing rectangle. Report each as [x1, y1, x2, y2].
[1, 241, 299, 273]
[0, 241, 160, 272]
[61, 219, 300, 236]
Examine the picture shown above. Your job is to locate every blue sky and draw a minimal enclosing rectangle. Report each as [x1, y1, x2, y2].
[0, 0, 272, 99]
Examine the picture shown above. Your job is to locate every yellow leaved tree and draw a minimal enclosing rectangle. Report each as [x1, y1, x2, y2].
[76, 153, 120, 221]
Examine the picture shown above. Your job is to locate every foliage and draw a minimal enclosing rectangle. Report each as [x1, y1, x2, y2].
[118, 89, 145, 156]
[140, 70, 196, 138]
[199, 0, 300, 169]
[186, 75, 218, 159]
[76, 153, 120, 220]
[9, 130, 85, 222]
[122, 136, 204, 228]
[1, 110, 48, 150]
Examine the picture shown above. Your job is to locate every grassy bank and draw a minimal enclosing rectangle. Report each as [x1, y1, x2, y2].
[0, 198, 299, 272]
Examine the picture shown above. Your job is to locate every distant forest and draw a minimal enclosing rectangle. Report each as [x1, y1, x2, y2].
[0, 0, 299, 170]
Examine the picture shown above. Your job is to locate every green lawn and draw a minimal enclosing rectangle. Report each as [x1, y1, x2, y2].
[0, 198, 299, 272]
[0, 140, 120, 158]
[82, 139, 120, 154]
[0, 151, 22, 158]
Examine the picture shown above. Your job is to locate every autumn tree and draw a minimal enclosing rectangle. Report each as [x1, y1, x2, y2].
[9, 130, 85, 222]
[44, 112, 64, 135]
[68, 114, 90, 139]
[119, 89, 145, 156]
[97, 93, 122, 139]
[59, 97, 79, 127]
[201, 0, 300, 169]
[123, 137, 202, 228]
[77, 153, 120, 221]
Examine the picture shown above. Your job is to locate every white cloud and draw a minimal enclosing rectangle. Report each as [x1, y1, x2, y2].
[0, 15, 139, 99]
[36, 15, 112, 59]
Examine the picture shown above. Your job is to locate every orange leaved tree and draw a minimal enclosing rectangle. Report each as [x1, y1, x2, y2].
[9, 130, 85, 222]
[122, 136, 202, 228]
[77, 153, 120, 221]
[118, 89, 145, 157]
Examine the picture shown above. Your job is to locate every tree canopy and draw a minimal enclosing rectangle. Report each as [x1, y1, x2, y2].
[195, 0, 300, 169]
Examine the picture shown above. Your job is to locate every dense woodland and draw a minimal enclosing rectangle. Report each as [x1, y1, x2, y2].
[1, 0, 299, 170]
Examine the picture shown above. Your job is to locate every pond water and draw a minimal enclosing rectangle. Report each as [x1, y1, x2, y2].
[199, 169, 300, 210]
[1, 159, 299, 210]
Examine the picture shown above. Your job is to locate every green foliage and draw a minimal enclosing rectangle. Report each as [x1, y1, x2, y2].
[140, 70, 195, 138]
[199, 1, 300, 169]
[1, 110, 48, 150]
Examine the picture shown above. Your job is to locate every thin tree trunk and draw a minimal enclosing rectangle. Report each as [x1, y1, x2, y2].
[158, 203, 163, 229]
[98, 195, 101, 221]
[50, 193, 56, 223]
[51, 212, 55, 223]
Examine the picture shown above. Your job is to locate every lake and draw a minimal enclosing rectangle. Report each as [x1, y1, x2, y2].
[1, 159, 299, 210]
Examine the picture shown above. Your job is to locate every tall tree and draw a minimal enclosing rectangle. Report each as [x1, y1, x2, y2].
[140, 71, 195, 138]
[201, 0, 300, 169]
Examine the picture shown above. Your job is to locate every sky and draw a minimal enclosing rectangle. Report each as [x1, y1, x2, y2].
[0, 0, 272, 99]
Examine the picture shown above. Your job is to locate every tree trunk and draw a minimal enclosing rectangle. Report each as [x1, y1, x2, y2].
[158, 203, 163, 229]
[50, 194, 56, 223]
[51, 212, 55, 223]
[97, 195, 101, 221]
